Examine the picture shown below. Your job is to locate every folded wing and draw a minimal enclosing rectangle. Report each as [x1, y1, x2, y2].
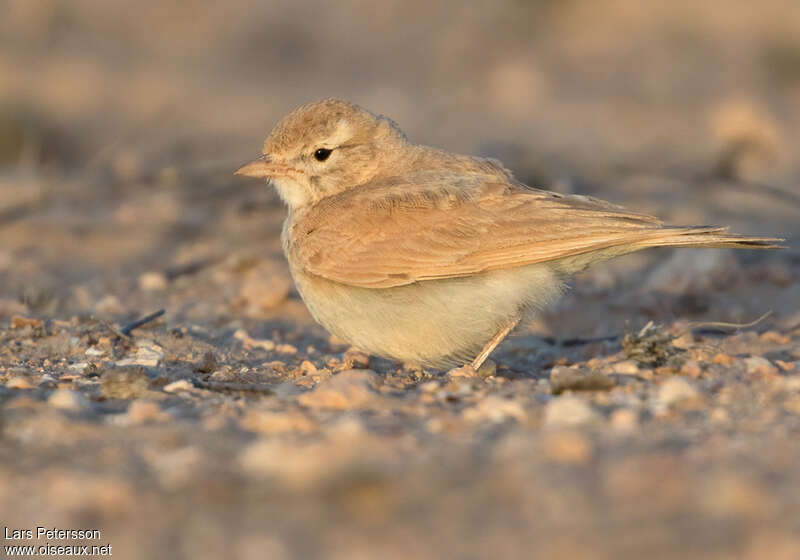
[290, 171, 782, 288]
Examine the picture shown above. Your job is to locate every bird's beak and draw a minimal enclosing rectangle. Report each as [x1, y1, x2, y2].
[235, 154, 281, 179]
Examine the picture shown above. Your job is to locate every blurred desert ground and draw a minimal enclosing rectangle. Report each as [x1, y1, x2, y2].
[1, 1, 800, 559]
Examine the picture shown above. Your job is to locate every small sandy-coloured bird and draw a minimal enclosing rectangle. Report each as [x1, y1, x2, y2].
[236, 99, 781, 370]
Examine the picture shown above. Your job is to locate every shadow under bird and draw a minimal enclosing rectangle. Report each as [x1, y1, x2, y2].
[236, 99, 782, 370]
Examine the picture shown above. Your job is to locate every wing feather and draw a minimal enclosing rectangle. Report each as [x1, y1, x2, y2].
[288, 171, 775, 288]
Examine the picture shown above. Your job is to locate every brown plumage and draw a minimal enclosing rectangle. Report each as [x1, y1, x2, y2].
[236, 99, 782, 369]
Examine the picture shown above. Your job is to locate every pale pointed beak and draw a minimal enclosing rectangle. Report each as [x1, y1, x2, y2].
[235, 155, 273, 178]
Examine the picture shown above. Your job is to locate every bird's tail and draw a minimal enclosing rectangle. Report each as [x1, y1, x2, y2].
[555, 226, 784, 274]
[634, 226, 784, 251]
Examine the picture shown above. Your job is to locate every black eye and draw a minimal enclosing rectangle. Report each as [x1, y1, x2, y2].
[313, 148, 332, 161]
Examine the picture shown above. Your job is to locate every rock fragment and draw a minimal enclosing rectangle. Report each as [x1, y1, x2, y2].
[544, 395, 600, 427]
[297, 369, 379, 410]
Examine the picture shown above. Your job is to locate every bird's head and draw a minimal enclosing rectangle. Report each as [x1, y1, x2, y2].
[236, 99, 408, 209]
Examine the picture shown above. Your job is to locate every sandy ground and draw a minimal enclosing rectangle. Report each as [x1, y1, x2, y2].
[1, 1, 800, 559]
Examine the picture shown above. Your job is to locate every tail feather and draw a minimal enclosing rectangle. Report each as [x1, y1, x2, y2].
[636, 226, 785, 251]
[555, 226, 784, 275]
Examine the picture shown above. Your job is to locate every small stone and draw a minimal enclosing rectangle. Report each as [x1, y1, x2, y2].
[447, 364, 477, 378]
[163, 379, 194, 393]
[419, 381, 440, 393]
[38, 374, 57, 389]
[544, 395, 600, 427]
[775, 360, 796, 372]
[745, 356, 778, 376]
[342, 348, 370, 369]
[6, 376, 33, 389]
[550, 366, 616, 394]
[610, 408, 638, 432]
[462, 395, 527, 424]
[712, 353, 735, 366]
[240, 410, 316, 434]
[95, 295, 124, 314]
[126, 400, 168, 424]
[67, 362, 89, 373]
[234, 329, 275, 351]
[612, 360, 640, 375]
[85, 347, 105, 357]
[299, 360, 318, 376]
[48, 389, 90, 412]
[760, 331, 790, 344]
[680, 360, 703, 378]
[710, 407, 730, 424]
[101, 367, 150, 399]
[10, 315, 43, 329]
[275, 343, 297, 355]
[297, 369, 379, 410]
[658, 377, 700, 407]
[542, 430, 592, 464]
[671, 333, 695, 349]
[115, 341, 164, 368]
[138, 271, 168, 292]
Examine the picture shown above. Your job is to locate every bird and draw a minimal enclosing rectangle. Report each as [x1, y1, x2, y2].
[235, 99, 782, 370]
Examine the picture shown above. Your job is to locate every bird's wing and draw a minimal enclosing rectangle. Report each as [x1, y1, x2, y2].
[288, 171, 770, 289]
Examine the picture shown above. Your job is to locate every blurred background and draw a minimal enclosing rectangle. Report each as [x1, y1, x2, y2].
[1, 1, 799, 559]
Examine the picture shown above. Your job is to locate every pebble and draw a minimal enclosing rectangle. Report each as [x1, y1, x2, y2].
[239, 410, 316, 434]
[710, 407, 730, 424]
[419, 381, 440, 393]
[760, 331, 790, 344]
[745, 356, 778, 376]
[95, 294, 124, 314]
[38, 374, 57, 389]
[125, 400, 168, 424]
[680, 361, 703, 378]
[163, 379, 194, 393]
[612, 360, 640, 375]
[550, 366, 616, 394]
[115, 341, 164, 367]
[658, 377, 700, 407]
[138, 271, 168, 291]
[297, 369, 379, 410]
[342, 349, 370, 369]
[610, 408, 638, 432]
[101, 367, 151, 399]
[544, 395, 600, 427]
[671, 333, 695, 350]
[712, 353, 735, 366]
[48, 388, 90, 412]
[299, 360, 318, 375]
[234, 329, 275, 352]
[462, 396, 527, 424]
[10, 315, 43, 329]
[275, 343, 297, 355]
[6, 376, 33, 389]
[447, 365, 477, 379]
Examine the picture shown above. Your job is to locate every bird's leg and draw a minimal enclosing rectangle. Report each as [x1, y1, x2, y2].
[471, 317, 521, 370]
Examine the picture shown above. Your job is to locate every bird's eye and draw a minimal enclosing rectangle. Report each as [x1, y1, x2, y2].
[313, 148, 332, 162]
